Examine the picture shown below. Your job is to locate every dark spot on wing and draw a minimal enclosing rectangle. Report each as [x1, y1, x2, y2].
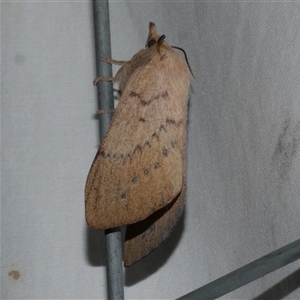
[120, 190, 127, 199]
[171, 140, 178, 149]
[109, 197, 116, 203]
[166, 118, 183, 126]
[163, 147, 168, 157]
[143, 168, 149, 176]
[132, 173, 139, 184]
[140, 91, 169, 106]
[133, 145, 142, 155]
[159, 124, 167, 132]
[117, 154, 124, 160]
[152, 132, 159, 141]
[153, 162, 160, 169]
[130, 91, 142, 98]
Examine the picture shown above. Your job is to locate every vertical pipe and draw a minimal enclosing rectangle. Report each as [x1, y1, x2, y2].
[92, 1, 124, 299]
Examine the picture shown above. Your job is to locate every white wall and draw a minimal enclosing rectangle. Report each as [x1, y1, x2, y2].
[2, 1, 300, 299]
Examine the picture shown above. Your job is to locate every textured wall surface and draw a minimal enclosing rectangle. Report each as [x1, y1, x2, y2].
[2, 1, 300, 299]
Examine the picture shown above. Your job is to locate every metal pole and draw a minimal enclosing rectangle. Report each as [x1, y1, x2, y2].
[177, 238, 300, 299]
[93, 1, 124, 299]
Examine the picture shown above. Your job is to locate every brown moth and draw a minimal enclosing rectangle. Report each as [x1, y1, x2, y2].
[85, 22, 191, 266]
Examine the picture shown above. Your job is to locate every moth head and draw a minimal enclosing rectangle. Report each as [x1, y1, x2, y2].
[146, 22, 194, 77]
[146, 22, 170, 52]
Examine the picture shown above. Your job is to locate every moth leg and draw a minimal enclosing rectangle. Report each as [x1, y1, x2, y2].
[102, 57, 128, 66]
[95, 85, 117, 114]
[93, 79, 121, 97]
[93, 76, 114, 86]
[97, 109, 115, 114]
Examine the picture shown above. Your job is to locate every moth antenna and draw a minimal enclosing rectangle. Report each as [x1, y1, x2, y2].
[172, 46, 195, 78]
[156, 34, 166, 53]
[158, 34, 166, 44]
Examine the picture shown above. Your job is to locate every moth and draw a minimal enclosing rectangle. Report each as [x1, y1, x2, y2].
[85, 22, 191, 266]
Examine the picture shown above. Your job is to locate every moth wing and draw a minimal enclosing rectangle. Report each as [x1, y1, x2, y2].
[85, 50, 189, 229]
[124, 163, 186, 267]
[124, 113, 187, 267]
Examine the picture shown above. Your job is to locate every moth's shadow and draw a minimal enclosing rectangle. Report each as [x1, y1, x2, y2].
[124, 210, 185, 286]
[85, 226, 107, 266]
[84, 211, 185, 284]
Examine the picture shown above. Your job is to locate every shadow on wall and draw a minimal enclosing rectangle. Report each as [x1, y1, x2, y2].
[85, 226, 108, 266]
[253, 268, 300, 300]
[272, 118, 300, 181]
[84, 209, 185, 283]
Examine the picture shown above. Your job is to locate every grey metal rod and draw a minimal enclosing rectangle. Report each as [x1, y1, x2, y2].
[93, 1, 124, 299]
[177, 238, 300, 299]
